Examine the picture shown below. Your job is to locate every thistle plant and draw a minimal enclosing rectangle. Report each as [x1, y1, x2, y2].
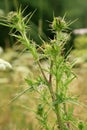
[0, 8, 86, 130]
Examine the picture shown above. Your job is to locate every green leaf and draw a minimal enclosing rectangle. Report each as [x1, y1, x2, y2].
[78, 122, 84, 130]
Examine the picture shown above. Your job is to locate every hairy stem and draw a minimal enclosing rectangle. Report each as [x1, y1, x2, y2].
[48, 59, 64, 130]
[54, 56, 64, 130]
[37, 61, 48, 83]
[63, 103, 70, 129]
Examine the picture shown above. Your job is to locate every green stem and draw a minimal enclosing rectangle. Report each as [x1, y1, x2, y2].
[55, 105, 64, 130]
[63, 103, 70, 129]
[47, 59, 64, 130]
[37, 61, 48, 83]
[54, 56, 64, 130]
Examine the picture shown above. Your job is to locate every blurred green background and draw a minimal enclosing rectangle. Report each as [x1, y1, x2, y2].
[0, 0, 87, 48]
[0, 0, 87, 130]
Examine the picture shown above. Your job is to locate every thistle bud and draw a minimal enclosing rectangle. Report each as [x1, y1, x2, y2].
[52, 17, 67, 32]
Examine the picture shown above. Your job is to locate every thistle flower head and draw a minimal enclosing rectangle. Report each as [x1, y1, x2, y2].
[51, 17, 67, 32]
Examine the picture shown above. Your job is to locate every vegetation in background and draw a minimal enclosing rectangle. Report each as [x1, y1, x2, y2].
[74, 35, 87, 50]
[0, 0, 87, 48]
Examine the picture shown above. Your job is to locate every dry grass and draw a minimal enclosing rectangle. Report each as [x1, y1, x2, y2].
[0, 49, 87, 129]
[70, 67, 87, 122]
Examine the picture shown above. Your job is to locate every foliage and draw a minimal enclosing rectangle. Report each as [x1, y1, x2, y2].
[0, 7, 87, 130]
[74, 35, 87, 50]
[0, 0, 87, 47]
